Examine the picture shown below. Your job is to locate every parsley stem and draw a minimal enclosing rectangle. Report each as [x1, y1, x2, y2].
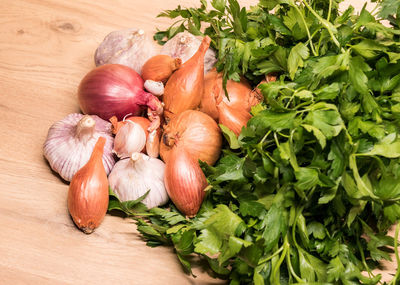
[292, 4, 318, 56]
[327, 0, 332, 22]
[259, 130, 272, 145]
[390, 222, 400, 284]
[292, 206, 305, 250]
[300, 0, 344, 53]
[258, 245, 284, 264]
[271, 235, 289, 284]
[285, 237, 303, 282]
[356, 233, 373, 278]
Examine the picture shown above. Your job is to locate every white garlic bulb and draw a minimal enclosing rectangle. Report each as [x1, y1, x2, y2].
[161, 31, 217, 74]
[43, 113, 115, 182]
[108, 153, 168, 209]
[113, 121, 146, 159]
[94, 28, 159, 75]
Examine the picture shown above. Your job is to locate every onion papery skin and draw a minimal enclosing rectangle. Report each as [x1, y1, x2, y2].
[78, 64, 162, 121]
[218, 102, 252, 136]
[164, 147, 207, 217]
[160, 110, 222, 165]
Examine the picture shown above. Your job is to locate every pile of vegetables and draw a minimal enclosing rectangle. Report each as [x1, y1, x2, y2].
[43, 0, 400, 283]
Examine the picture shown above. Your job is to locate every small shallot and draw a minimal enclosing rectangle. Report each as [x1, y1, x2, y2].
[108, 152, 168, 209]
[43, 113, 115, 182]
[141, 55, 181, 83]
[68, 137, 109, 234]
[164, 146, 207, 217]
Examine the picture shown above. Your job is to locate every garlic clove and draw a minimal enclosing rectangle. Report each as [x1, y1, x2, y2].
[144, 80, 164, 96]
[112, 121, 146, 159]
[43, 113, 115, 182]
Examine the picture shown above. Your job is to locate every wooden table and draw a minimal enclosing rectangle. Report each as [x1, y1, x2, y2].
[0, 0, 395, 284]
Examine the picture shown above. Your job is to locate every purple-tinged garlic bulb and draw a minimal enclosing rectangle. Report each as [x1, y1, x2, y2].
[161, 31, 217, 74]
[44, 113, 115, 182]
[94, 29, 159, 75]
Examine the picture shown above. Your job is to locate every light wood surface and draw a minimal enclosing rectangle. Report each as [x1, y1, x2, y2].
[0, 0, 396, 284]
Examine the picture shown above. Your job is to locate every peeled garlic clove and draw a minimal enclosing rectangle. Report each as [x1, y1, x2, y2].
[94, 29, 159, 75]
[144, 80, 164, 96]
[164, 147, 207, 217]
[113, 121, 146, 159]
[108, 152, 168, 209]
[43, 113, 115, 182]
[161, 31, 217, 74]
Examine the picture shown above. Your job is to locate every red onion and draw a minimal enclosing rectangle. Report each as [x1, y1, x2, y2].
[78, 64, 163, 121]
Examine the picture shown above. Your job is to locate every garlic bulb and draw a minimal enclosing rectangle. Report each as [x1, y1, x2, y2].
[43, 113, 115, 182]
[94, 29, 159, 75]
[161, 31, 217, 74]
[108, 153, 168, 209]
[113, 120, 146, 159]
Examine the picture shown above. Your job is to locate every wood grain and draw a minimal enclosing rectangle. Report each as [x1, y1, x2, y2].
[0, 0, 396, 284]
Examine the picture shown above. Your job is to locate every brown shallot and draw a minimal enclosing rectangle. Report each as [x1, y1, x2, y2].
[160, 110, 222, 166]
[68, 137, 109, 234]
[141, 55, 181, 83]
[199, 69, 261, 136]
[164, 146, 207, 217]
[163, 36, 211, 121]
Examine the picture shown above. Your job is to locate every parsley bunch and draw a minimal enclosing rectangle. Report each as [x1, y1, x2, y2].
[110, 0, 400, 283]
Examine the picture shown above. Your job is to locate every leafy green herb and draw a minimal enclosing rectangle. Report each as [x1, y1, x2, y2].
[109, 0, 400, 283]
